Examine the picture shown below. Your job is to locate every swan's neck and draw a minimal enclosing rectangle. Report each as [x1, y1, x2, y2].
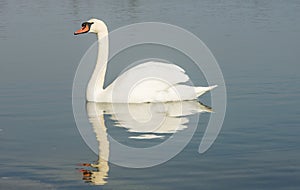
[87, 32, 109, 102]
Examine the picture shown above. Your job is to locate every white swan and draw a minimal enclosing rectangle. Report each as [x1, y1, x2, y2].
[74, 18, 217, 103]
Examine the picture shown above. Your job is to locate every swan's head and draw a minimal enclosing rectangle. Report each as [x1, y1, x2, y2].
[74, 18, 108, 36]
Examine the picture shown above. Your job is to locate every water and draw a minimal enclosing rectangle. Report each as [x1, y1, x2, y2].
[1, 0, 300, 189]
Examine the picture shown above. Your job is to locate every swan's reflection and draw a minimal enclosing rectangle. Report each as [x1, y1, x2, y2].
[79, 101, 212, 185]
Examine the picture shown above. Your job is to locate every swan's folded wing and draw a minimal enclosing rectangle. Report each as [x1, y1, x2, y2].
[116, 61, 190, 86]
[103, 61, 193, 102]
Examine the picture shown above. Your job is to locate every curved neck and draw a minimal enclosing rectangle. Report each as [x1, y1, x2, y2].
[87, 32, 109, 101]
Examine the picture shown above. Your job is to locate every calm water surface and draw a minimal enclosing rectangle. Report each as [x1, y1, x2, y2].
[1, 0, 300, 189]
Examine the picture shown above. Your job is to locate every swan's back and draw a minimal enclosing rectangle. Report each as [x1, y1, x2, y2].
[100, 61, 215, 103]
[119, 61, 189, 85]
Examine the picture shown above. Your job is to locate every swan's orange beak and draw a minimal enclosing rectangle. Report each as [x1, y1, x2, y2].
[74, 25, 90, 35]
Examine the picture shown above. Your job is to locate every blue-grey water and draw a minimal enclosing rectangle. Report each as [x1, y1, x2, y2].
[1, 0, 300, 189]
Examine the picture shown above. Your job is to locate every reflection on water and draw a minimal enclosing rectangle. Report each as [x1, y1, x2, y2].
[78, 101, 212, 185]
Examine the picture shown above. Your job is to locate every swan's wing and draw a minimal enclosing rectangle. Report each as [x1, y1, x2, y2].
[104, 61, 192, 102]
[117, 61, 189, 85]
[133, 61, 186, 74]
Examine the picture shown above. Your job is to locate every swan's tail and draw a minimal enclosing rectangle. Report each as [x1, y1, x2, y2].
[195, 85, 217, 97]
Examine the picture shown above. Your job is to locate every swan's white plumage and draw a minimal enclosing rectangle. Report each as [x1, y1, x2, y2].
[99, 61, 215, 103]
[77, 19, 217, 103]
[112, 61, 189, 86]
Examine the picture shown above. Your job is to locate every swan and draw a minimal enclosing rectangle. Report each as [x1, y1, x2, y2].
[74, 18, 217, 103]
